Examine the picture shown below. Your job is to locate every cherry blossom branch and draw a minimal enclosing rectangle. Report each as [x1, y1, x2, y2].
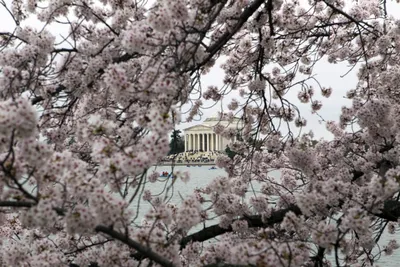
[198, 0, 266, 69]
[128, 194, 400, 262]
[2, 196, 397, 265]
[0, 0, 19, 26]
[31, 84, 67, 105]
[180, 205, 302, 249]
[322, 0, 377, 34]
[30, 50, 139, 106]
[64, 239, 112, 256]
[178, 200, 400, 251]
[95, 225, 176, 267]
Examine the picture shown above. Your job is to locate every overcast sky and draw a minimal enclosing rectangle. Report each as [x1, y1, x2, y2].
[178, 55, 356, 141]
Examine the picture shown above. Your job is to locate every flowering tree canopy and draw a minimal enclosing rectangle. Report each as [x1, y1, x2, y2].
[1, 0, 400, 266]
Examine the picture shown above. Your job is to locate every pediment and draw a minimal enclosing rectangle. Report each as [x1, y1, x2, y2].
[183, 124, 212, 132]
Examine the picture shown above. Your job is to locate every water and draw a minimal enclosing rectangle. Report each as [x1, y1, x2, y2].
[139, 165, 400, 266]
[133, 165, 226, 224]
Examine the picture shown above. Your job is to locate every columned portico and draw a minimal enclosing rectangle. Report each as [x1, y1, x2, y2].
[183, 116, 243, 152]
[184, 127, 225, 151]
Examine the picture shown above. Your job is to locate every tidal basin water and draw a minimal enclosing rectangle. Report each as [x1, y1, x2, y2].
[136, 165, 400, 267]
[133, 165, 228, 225]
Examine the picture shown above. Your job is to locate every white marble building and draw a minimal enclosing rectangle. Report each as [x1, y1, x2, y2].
[183, 116, 241, 152]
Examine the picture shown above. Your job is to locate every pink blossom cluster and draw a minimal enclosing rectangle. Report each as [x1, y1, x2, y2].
[0, 97, 37, 139]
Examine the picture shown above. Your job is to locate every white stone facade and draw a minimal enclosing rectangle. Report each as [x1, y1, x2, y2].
[183, 117, 241, 152]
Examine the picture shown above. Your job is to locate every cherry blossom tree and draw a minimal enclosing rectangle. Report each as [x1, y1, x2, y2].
[1, 0, 400, 266]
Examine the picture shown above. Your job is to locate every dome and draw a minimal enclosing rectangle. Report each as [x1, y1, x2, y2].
[204, 117, 221, 122]
[201, 114, 242, 128]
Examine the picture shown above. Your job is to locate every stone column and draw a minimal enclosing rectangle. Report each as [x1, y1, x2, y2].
[209, 133, 211, 151]
[203, 133, 208, 152]
[184, 134, 187, 152]
[205, 134, 207, 151]
[214, 133, 216, 151]
[207, 133, 211, 151]
[195, 134, 198, 151]
[189, 134, 191, 151]
[216, 134, 219, 151]
[199, 133, 201, 151]
[205, 133, 208, 151]
[213, 133, 217, 150]
[211, 133, 214, 151]
[206, 133, 208, 151]
[199, 133, 204, 150]
[193, 134, 200, 150]
[200, 133, 203, 151]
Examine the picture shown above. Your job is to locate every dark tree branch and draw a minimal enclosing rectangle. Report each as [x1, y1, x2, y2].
[180, 204, 302, 249]
[29, 1, 264, 106]
[203, 264, 257, 267]
[131, 198, 400, 262]
[0, 200, 35, 208]
[2, 197, 400, 266]
[266, 0, 274, 36]
[30, 51, 138, 106]
[64, 239, 111, 255]
[312, 246, 326, 267]
[199, 0, 266, 68]
[322, 0, 377, 34]
[52, 48, 78, 53]
[31, 84, 66, 105]
[95, 225, 176, 267]
[378, 200, 400, 221]
[179, 200, 400, 250]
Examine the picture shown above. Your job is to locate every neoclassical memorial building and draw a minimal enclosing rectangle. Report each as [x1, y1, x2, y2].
[183, 116, 241, 152]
